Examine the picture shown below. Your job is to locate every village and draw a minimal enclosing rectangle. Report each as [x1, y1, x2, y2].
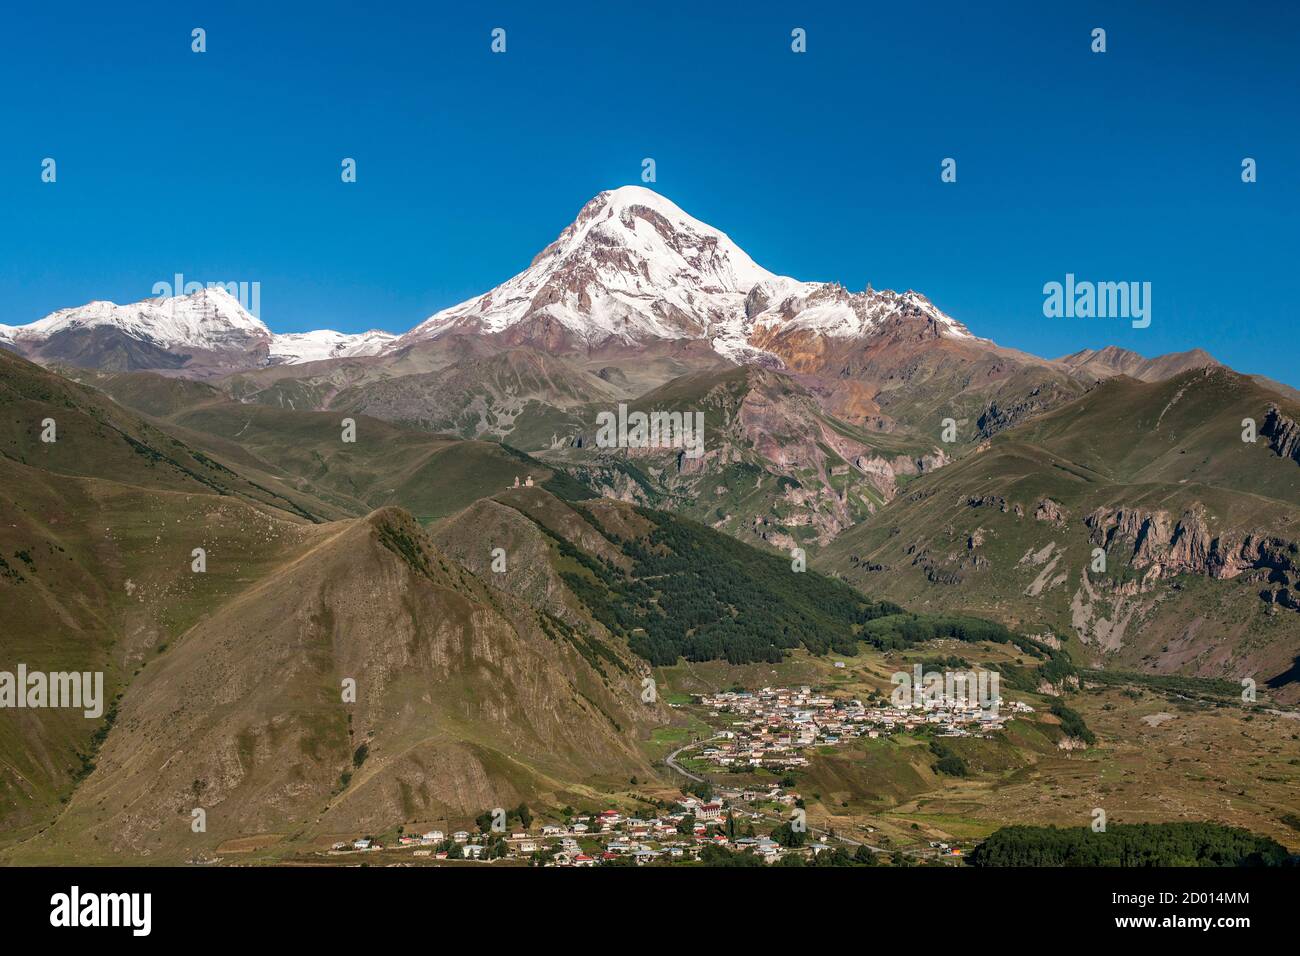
[326, 681, 1028, 866]
[331, 792, 813, 866]
[687, 681, 1034, 771]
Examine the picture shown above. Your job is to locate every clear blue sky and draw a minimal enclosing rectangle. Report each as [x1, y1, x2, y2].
[2, 1, 1296, 382]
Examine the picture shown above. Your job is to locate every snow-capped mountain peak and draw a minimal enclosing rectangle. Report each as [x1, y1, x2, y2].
[8, 286, 394, 368]
[18, 286, 271, 353]
[396, 185, 782, 349]
[393, 186, 970, 357]
[544, 184, 776, 292]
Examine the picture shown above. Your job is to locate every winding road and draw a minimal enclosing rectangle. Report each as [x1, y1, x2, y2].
[663, 734, 720, 783]
[663, 735, 931, 858]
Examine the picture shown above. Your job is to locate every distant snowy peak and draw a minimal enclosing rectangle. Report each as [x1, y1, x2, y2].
[12, 287, 395, 366]
[17, 287, 271, 352]
[394, 185, 971, 357]
[268, 328, 396, 364]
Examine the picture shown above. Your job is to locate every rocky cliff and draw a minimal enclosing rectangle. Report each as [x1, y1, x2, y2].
[1085, 504, 1300, 609]
[1262, 405, 1300, 465]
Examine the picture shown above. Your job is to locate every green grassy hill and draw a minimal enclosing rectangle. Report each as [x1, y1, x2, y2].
[68, 365, 588, 521]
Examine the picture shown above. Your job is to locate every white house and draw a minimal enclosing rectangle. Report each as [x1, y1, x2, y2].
[697, 802, 722, 821]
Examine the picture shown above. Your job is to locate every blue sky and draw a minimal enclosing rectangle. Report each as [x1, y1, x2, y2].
[2, 1, 1296, 382]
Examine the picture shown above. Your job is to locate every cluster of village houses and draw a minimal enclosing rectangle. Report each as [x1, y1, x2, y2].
[690, 685, 1034, 769]
[330, 683, 1026, 865]
[330, 792, 827, 865]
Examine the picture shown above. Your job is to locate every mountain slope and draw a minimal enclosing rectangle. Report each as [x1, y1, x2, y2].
[6, 509, 661, 863]
[820, 367, 1300, 700]
[328, 347, 631, 445]
[66, 364, 592, 522]
[0, 351, 600, 844]
[0, 350, 352, 838]
[0, 349, 340, 521]
[533, 363, 949, 548]
[1054, 346, 1220, 383]
[429, 486, 901, 666]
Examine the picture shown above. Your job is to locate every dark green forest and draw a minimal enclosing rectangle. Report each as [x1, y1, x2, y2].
[967, 823, 1293, 867]
[555, 507, 901, 665]
[549, 506, 1087, 681]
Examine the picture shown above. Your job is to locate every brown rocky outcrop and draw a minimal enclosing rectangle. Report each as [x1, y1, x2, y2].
[1262, 405, 1300, 464]
[1084, 503, 1300, 606]
[1035, 498, 1068, 525]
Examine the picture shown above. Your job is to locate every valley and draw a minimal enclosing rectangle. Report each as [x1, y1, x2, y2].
[1, 187, 1297, 867]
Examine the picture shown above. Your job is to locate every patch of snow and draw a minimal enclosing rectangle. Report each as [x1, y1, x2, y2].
[269, 329, 396, 364]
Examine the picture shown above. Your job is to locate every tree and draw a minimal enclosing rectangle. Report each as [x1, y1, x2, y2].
[771, 822, 807, 849]
[699, 844, 763, 867]
[685, 780, 713, 802]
